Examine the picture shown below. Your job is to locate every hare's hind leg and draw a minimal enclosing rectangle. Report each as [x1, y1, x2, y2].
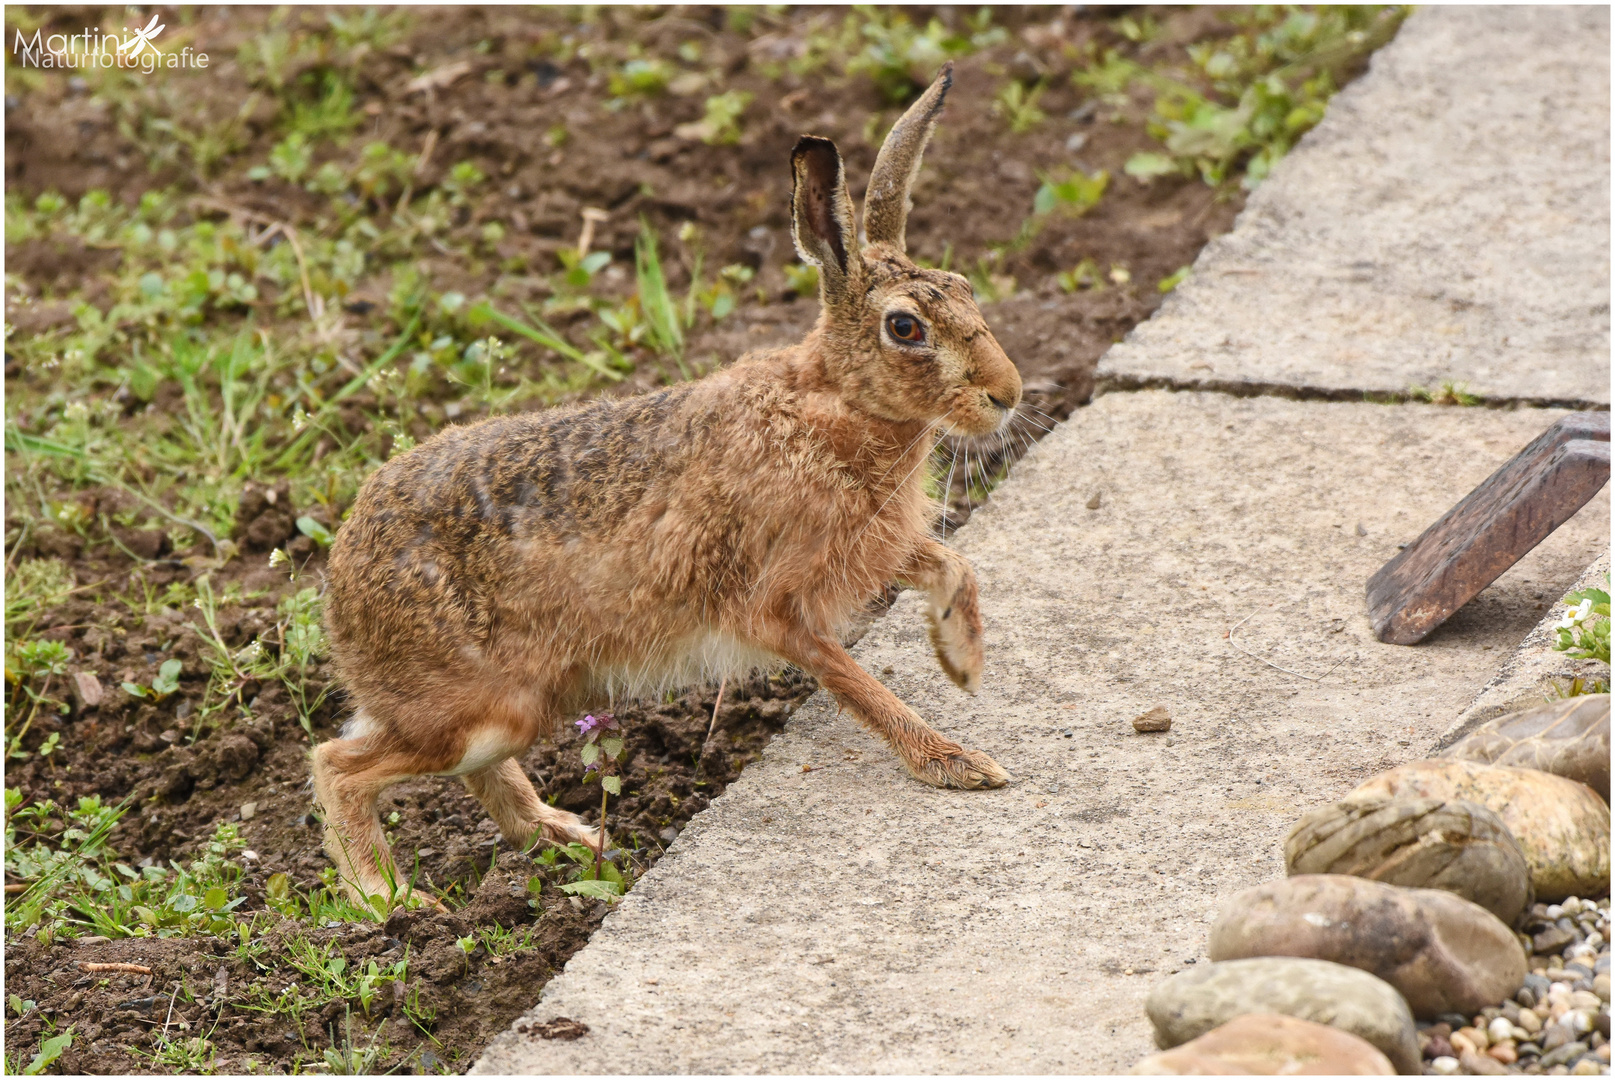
[766, 629, 1009, 789]
[897, 539, 983, 694]
[462, 758, 598, 853]
[311, 727, 436, 910]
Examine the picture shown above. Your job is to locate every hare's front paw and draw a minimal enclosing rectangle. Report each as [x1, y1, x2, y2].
[908, 745, 1010, 789]
[928, 616, 983, 695]
[536, 813, 601, 852]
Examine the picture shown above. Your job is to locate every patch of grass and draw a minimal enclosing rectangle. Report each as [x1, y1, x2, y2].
[1407, 380, 1481, 407]
[1096, 6, 1410, 189]
[788, 7, 1005, 102]
[4, 793, 254, 941]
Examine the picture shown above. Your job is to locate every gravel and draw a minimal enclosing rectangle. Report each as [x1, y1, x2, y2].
[1417, 897, 1611, 1076]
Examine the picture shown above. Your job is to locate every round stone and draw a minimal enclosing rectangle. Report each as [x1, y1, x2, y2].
[1442, 694, 1609, 800]
[1208, 875, 1527, 1019]
[1144, 956, 1421, 1074]
[1345, 758, 1611, 902]
[1283, 795, 1532, 924]
[1128, 1012, 1395, 1075]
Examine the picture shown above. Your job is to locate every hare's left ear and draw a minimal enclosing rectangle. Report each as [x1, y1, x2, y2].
[790, 135, 862, 307]
[863, 62, 952, 251]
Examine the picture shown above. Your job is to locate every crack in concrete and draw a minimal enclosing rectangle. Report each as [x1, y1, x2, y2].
[1094, 373, 1611, 413]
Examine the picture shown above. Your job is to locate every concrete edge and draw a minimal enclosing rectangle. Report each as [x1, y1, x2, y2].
[1439, 552, 1612, 749]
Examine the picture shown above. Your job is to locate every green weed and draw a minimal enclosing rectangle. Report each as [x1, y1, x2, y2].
[1094, 6, 1410, 189]
[680, 90, 753, 145]
[15, 1029, 74, 1075]
[1555, 580, 1611, 668]
[992, 80, 1047, 135]
[5, 800, 250, 941]
[1406, 381, 1480, 407]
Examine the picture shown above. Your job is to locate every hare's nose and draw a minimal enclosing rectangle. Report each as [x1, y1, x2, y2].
[987, 393, 1015, 411]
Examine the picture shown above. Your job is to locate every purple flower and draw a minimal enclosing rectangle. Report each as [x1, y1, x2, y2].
[575, 713, 619, 736]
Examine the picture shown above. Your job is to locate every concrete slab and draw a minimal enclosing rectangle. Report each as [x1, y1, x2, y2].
[1100, 6, 1611, 406]
[473, 392, 1608, 1075]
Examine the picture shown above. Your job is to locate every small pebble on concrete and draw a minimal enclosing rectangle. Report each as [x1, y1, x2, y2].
[1133, 706, 1172, 733]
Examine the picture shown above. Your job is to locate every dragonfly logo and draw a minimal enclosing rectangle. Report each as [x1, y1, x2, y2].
[116, 14, 164, 57]
[12, 12, 207, 72]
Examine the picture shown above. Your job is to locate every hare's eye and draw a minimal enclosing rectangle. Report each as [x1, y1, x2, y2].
[886, 313, 925, 344]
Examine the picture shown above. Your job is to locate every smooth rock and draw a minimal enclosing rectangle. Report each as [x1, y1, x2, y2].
[1460, 1048, 1509, 1075]
[1130, 1013, 1395, 1075]
[1542, 1041, 1591, 1068]
[1284, 796, 1532, 923]
[1145, 957, 1421, 1074]
[1208, 875, 1527, 1019]
[1444, 695, 1610, 800]
[239, 801, 257, 821]
[1345, 759, 1611, 901]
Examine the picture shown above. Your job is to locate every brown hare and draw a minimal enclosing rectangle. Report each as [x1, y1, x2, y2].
[314, 62, 1021, 907]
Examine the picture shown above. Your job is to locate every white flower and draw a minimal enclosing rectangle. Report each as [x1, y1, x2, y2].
[1558, 598, 1594, 629]
[268, 548, 289, 569]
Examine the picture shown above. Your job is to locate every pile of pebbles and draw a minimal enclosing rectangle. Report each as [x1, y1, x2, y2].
[1419, 897, 1611, 1076]
[1131, 695, 1610, 1076]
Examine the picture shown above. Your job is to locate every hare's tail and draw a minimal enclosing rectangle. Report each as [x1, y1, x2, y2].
[338, 709, 380, 744]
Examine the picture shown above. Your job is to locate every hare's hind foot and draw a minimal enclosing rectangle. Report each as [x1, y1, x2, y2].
[907, 744, 1011, 789]
[311, 736, 433, 912]
[461, 758, 599, 854]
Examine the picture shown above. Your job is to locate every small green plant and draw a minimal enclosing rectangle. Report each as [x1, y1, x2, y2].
[609, 56, 675, 99]
[966, 255, 1016, 304]
[634, 220, 689, 379]
[546, 713, 630, 901]
[1056, 258, 1104, 293]
[1407, 381, 1480, 407]
[1555, 582, 1610, 666]
[535, 841, 625, 902]
[122, 657, 184, 702]
[5, 638, 74, 758]
[677, 91, 753, 146]
[1032, 168, 1110, 218]
[140, 1029, 217, 1073]
[401, 982, 439, 1038]
[1158, 266, 1191, 293]
[782, 263, 820, 298]
[20, 1029, 73, 1075]
[992, 80, 1047, 135]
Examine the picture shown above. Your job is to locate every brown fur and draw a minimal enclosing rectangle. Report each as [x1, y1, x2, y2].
[313, 64, 1022, 906]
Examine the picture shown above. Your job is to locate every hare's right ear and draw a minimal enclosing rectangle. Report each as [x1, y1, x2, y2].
[790, 135, 861, 307]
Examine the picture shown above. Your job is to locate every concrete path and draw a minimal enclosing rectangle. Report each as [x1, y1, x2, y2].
[474, 7, 1610, 1073]
[1101, 5, 1610, 407]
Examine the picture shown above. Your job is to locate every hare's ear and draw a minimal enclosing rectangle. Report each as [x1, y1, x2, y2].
[791, 135, 861, 306]
[863, 62, 952, 251]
